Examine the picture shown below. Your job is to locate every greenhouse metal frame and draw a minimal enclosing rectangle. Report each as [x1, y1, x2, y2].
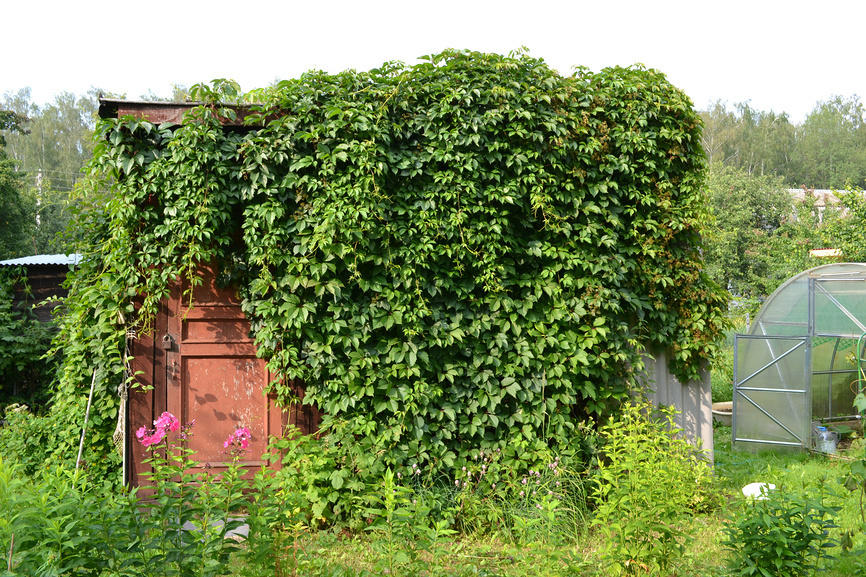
[733, 263, 866, 450]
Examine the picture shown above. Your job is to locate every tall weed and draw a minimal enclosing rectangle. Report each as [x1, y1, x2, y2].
[0, 414, 254, 577]
[591, 400, 718, 575]
[724, 487, 838, 577]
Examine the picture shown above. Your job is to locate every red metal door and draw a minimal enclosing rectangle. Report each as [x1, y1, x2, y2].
[163, 270, 278, 476]
[128, 266, 318, 486]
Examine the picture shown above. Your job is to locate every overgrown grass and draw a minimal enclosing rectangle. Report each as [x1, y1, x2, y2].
[4, 419, 866, 576]
[233, 518, 732, 577]
[237, 426, 866, 577]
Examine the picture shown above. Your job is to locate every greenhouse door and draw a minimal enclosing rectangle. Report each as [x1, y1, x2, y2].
[733, 335, 810, 448]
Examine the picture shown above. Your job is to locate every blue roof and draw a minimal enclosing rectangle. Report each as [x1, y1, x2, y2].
[0, 254, 82, 267]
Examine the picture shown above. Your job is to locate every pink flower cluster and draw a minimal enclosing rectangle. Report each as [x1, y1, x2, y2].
[224, 426, 252, 450]
[136, 411, 180, 447]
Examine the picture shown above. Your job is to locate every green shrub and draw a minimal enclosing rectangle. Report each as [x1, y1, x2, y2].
[591, 400, 718, 575]
[724, 488, 838, 577]
[0, 414, 256, 577]
[0, 267, 56, 409]
[0, 458, 141, 576]
[256, 424, 368, 528]
[447, 441, 594, 545]
[0, 404, 56, 476]
[711, 341, 734, 403]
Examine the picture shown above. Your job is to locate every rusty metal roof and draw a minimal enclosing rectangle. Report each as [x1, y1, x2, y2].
[98, 98, 256, 126]
[98, 98, 197, 124]
[0, 254, 82, 267]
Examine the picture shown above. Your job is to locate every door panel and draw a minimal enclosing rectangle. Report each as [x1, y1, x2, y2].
[128, 265, 319, 486]
[733, 335, 809, 449]
[164, 269, 276, 475]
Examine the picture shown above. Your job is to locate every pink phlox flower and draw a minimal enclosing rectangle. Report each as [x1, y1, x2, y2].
[136, 411, 182, 448]
[154, 411, 180, 433]
[153, 411, 180, 433]
[224, 425, 252, 451]
[140, 427, 166, 447]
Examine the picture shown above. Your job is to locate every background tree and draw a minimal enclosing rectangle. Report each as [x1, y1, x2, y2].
[139, 84, 191, 102]
[789, 95, 866, 188]
[0, 110, 29, 147]
[701, 164, 795, 299]
[2, 89, 97, 194]
[0, 109, 34, 259]
[807, 186, 866, 262]
[700, 102, 795, 178]
[1, 89, 99, 254]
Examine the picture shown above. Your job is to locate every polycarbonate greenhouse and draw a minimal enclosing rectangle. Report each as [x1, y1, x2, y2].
[734, 263, 866, 450]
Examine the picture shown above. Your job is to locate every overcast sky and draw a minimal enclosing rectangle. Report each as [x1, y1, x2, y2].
[4, 0, 865, 122]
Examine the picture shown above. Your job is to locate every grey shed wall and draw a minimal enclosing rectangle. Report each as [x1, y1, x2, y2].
[641, 350, 714, 463]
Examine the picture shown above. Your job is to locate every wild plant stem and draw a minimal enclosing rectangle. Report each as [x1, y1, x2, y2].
[293, 532, 298, 577]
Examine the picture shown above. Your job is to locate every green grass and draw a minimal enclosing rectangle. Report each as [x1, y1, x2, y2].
[235, 426, 866, 577]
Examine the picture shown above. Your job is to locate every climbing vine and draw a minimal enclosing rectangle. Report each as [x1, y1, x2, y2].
[51, 50, 726, 483]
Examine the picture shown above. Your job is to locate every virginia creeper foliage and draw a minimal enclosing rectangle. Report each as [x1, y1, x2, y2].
[55, 50, 726, 479]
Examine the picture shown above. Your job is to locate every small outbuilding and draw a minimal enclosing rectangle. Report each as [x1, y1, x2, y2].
[95, 67, 719, 486]
[0, 253, 81, 321]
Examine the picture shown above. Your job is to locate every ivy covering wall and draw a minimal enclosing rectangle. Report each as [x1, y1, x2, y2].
[50, 50, 726, 481]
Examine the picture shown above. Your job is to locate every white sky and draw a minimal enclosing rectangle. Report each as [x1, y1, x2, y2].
[4, 0, 865, 122]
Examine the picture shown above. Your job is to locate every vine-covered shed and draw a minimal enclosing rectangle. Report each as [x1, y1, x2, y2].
[78, 52, 725, 486]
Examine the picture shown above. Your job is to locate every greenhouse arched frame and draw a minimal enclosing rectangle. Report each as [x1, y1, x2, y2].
[733, 263, 866, 450]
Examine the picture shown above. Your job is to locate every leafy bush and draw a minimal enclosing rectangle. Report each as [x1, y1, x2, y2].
[711, 316, 750, 404]
[255, 425, 359, 527]
[446, 439, 595, 545]
[701, 164, 795, 299]
[0, 267, 56, 409]
[711, 337, 734, 403]
[724, 487, 838, 577]
[0, 404, 56, 476]
[591, 400, 718, 575]
[0, 415, 255, 577]
[0, 459, 141, 576]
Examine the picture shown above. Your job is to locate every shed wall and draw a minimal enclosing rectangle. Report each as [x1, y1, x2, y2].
[642, 350, 714, 462]
[127, 269, 715, 482]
